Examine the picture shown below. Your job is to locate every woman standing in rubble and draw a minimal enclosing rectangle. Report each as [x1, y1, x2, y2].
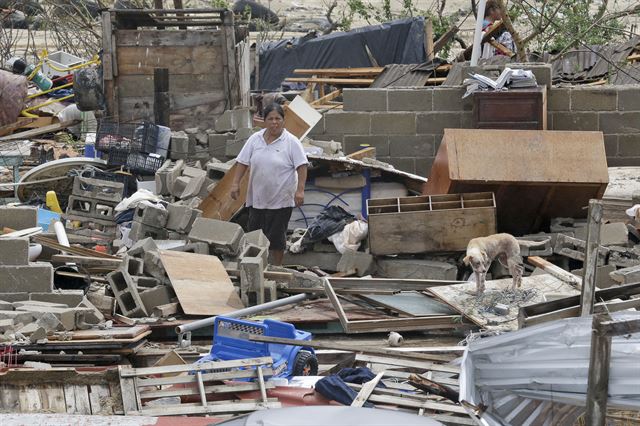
[230, 103, 308, 266]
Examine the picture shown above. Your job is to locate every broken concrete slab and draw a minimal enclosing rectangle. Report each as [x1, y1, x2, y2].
[134, 203, 168, 228]
[610, 264, 640, 284]
[167, 242, 209, 255]
[240, 257, 265, 306]
[13, 300, 69, 309]
[169, 130, 191, 160]
[337, 250, 376, 277]
[16, 306, 90, 331]
[0, 263, 53, 293]
[180, 174, 206, 200]
[245, 230, 270, 250]
[600, 222, 629, 246]
[188, 217, 245, 256]
[571, 264, 617, 288]
[0, 300, 12, 311]
[73, 176, 124, 203]
[79, 297, 105, 323]
[0, 310, 34, 324]
[129, 221, 169, 242]
[0, 293, 29, 302]
[0, 319, 14, 333]
[375, 258, 457, 280]
[35, 311, 64, 332]
[282, 251, 342, 272]
[143, 251, 168, 281]
[166, 204, 202, 234]
[0, 238, 29, 265]
[86, 292, 115, 318]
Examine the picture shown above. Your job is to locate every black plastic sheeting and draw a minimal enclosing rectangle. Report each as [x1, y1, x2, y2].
[258, 17, 427, 91]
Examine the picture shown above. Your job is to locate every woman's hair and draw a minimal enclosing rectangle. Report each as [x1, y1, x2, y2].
[263, 103, 285, 119]
[485, 0, 499, 17]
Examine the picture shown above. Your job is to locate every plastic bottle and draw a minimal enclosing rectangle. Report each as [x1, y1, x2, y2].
[24, 64, 53, 91]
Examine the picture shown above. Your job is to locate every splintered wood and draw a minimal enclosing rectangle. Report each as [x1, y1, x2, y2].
[159, 250, 244, 316]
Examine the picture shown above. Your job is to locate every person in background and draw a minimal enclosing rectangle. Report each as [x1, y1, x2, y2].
[482, 0, 516, 58]
[230, 103, 308, 266]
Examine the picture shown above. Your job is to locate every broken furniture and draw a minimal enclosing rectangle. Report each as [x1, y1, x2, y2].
[472, 86, 547, 130]
[366, 192, 496, 255]
[424, 128, 609, 235]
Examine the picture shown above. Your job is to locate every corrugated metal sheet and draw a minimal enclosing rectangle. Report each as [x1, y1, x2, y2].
[460, 312, 640, 426]
[370, 63, 433, 88]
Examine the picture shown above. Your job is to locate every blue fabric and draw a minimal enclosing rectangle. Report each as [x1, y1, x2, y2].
[314, 367, 383, 407]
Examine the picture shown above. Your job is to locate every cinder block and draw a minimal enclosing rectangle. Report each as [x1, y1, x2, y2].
[214, 109, 252, 132]
[416, 112, 461, 134]
[129, 221, 169, 242]
[30, 290, 84, 307]
[167, 242, 209, 255]
[604, 135, 618, 157]
[140, 286, 175, 313]
[571, 87, 617, 111]
[0, 300, 13, 311]
[283, 251, 342, 272]
[387, 89, 432, 111]
[380, 156, 415, 173]
[133, 203, 168, 228]
[169, 130, 192, 160]
[240, 256, 265, 305]
[0, 318, 14, 333]
[554, 234, 608, 265]
[143, 251, 167, 281]
[432, 87, 468, 111]
[415, 157, 435, 178]
[608, 246, 640, 268]
[189, 217, 245, 256]
[617, 85, 640, 111]
[66, 195, 117, 221]
[599, 112, 640, 134]
[0, 207, 38, 230]
[0, 293, 29, 302]
[376, 258, 457, 280]
[206, 160, 232, 179]
[240, 244, 268, 267]
[324, 112, 371, 134]
[208, 132, 233, 158]
[128, 237, 159, 258]
[617, 134, 640, 156]
[225, 138, 246, 158]
[0, 263, 53, 293]
[337, 249, 376, 277]
[343, 135, 390, 157]
[548, 87, 571, 111]
[610, 264, 640, 284]
[343, 88, 387, 111]
[123, 255, 144, 276]
[245, 230, 270, 251]
[155, 159, 185, 195]
[132, 276, 162, 288]
[106, 269, 148, 318]
[166, 204, 202, 233]
[72, 176, 124, 202]
[600, 222, 629, 246]
[370, 112, 418, 135]
[388, 135, 435, 158]
[0, 238, 29, 265]
[13, 300, 68, 309]
[0, 310, 34, 324]
[180, 174, 205, 199]
[552, 112, 599, 131]
[571, 264, 617, 288]
[517, 234, 553, 256]
[15, 305, 86, 331]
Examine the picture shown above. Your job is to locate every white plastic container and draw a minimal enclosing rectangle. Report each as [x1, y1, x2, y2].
[41, 51, 85, 77]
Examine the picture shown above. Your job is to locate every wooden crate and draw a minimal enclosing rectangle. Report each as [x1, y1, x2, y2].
[367, 192, 496, 255]
[473, 86, 547, 130]
[424, 129, 608, 235]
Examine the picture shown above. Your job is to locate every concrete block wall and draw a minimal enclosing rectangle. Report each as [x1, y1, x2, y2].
[309, 84, 640, 175]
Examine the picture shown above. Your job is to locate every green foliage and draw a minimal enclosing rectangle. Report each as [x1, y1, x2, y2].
[210, 0, 230, 9]
[509, 0, 627, 53]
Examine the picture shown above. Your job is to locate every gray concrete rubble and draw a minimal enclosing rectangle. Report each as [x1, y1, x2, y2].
[188, 217, 245, 257]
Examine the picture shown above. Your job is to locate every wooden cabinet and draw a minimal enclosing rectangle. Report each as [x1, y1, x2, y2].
[472, 86, 547, 130]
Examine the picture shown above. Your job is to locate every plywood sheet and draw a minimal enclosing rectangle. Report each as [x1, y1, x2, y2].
[442, 128, 608, 184]
[48, 325, 149, 341]
[116, 46, 220, 75]
[284, 96, 322, 140]
[159, 250, 244, 316]
[428, 274, 580, 331]
[116, 29, 223, 47]
[360, 291, 456, 316]
[199, 162, 249, 221]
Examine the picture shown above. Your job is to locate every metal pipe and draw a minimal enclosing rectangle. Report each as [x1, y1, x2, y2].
[175, 293, 311, 335]
[470, 0, 488, 66]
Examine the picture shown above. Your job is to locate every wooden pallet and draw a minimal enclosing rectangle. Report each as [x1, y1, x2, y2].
[118, 356, 280, 416]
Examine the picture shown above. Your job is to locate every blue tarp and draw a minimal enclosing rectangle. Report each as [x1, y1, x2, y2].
[258, 17, 427, 90]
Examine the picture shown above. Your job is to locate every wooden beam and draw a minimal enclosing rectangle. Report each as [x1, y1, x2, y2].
[246, 334, 456, 363]
[581, 199, 603, 316]
[526, 256, 581, 288]
[285, 77, 374, 86]
[585, 313, 612, 426]
[294, 67, 384, 76]
[425, 19, 435, 61]
[310, 89, 341, 106]
[0, 120, 80, 142]
[346, 146, 376, 161]
[51, 255, 122, 267]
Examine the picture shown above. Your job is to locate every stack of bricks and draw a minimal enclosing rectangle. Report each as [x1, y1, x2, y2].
[64, 176, 125, 233]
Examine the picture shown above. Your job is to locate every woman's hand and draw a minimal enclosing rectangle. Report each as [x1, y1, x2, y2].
[294, 190, 304, 207]
[230, 183, 240, 200]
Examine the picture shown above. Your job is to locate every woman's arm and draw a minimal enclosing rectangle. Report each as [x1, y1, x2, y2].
[230, 163, 249, 200]
[294, 164, 307, 207]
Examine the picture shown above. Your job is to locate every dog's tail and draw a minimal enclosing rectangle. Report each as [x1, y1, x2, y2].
[517, 238, 551, 247]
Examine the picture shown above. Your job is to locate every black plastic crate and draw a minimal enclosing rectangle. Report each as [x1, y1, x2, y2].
[107, 149, 164, 175]
[79, 169, 137, 198]
[96, 120, 160, 154]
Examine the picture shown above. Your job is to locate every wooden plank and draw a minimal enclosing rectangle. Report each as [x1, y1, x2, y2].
[135, 400, 281, 417]
[329, 277, 465, 290]
[101, 12, 114, 81]
[285, 77, 374, 85]
[19, 385, 42, 412]
[581, 199, 603, 316]
[522, 297, 640, 328]
[118, 367, 138, 415]
[89, 384, 112, 415]
[0, 121, 80, 142]
[222, 10, 239, 107]
[38, 384, 66, 413]
[351, 371, 384, 407]
[34, 236, 119, 259]
[355, 354, 459, 374]
[247, 334, 455, 362]
[51, 255, 123, 267]
[140, 382, 271, 399]
[310, 89, 341, 106]
[294, 67, 384, 76]
[117, 74, 224, 97]
[0, 118, 36, 137]
[425, 19, 435, 60]
[198, 162, 249, 221]
[158, 250, 244, 316]
[48, 325, 149, 341]
[116, 29, 222, 47]
[136, 367, 271, 388]
[0, 386, 20, 411]
[65, 385, 91, 415]
[346, 146, 376, 161]
[527, 256, 581, 288]
[116, 46, 220, 75]
[121, 357, 272, 377]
